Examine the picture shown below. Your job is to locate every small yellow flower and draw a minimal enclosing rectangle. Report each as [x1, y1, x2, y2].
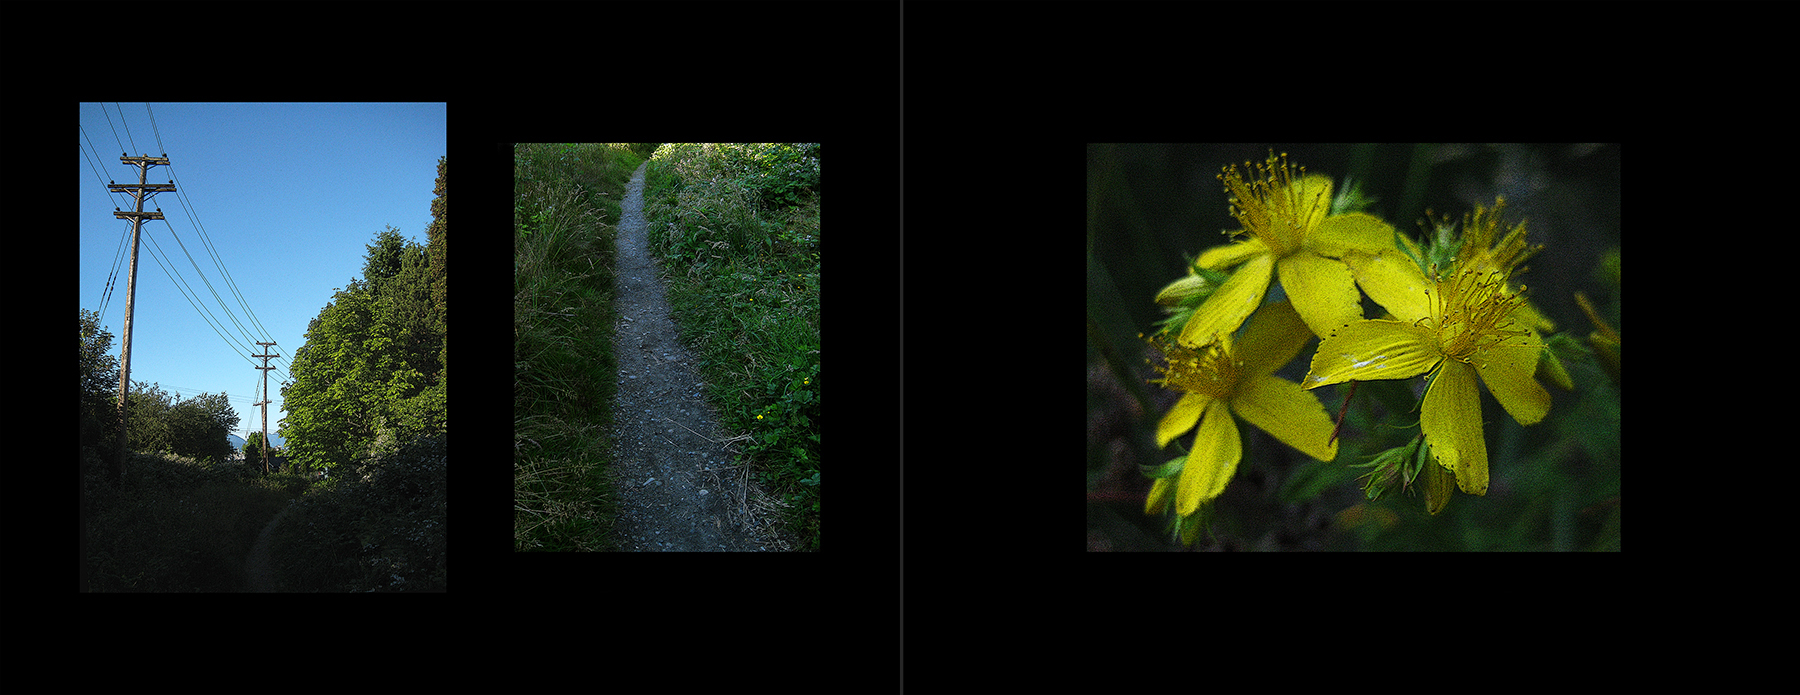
[1147, 300, 1338, 516]
[1366, 197, 1553, 334]
[1346, 197, 1568, 390]
[1304, 266, 1549, 500]
[1181, 152, 1398, 345]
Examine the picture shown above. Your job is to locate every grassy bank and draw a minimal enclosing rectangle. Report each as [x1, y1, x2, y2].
[642, 144, 821, 550]
[513, 143, 649, 551]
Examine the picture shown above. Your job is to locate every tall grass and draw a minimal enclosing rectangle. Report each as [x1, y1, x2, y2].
[513, 143, 647, 551]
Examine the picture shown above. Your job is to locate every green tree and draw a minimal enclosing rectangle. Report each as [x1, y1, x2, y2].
[370, 233, 446, 452]
[243, 431, 270, 466]
[282, 159, 447, 475]
[363, 225, 409, 298]
[120, 381, 237, 462]
[283, 227, 447, 471]
[79, 309, 121, 478]
[167, 391, 237, 463]
[281, 280, 380, 473]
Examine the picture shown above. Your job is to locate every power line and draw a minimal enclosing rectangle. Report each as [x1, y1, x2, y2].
[141, 216, 291, 382]
[150, 106, 279, 336]
[144, 103, 166, 157]
[79, 126, 139, 319]
[112, 102, 139, 157]
[134, 224, 271, 375]
[85, 104, 295, 385]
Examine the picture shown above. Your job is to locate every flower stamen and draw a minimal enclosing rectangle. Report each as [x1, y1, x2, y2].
[1462, 196, 1544, 280]
[1147, 333, 1240, 398]
[1217, 151, 1327, 257]
[1423, 265, 1535, 363]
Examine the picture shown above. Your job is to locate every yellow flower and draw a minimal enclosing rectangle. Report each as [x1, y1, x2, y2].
[1346, 197, 1567, 390]
[1303, 265, 1550, 499]
[1146, 300, 1338, 516]
[1181, 152, 1398, 345]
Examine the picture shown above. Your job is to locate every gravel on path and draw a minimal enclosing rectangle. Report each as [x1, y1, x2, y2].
[606, 161, 798, 552]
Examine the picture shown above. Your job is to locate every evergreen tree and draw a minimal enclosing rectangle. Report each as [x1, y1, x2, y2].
[363, 226, 409, 299]
[280, 159, 448, 472]
[428, 157, 447, 387]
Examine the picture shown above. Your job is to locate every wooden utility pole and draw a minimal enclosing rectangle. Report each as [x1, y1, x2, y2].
[253, 341, 279, 474]
[108, 154, 176, 482]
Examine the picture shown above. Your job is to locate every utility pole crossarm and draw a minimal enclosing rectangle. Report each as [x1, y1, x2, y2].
[107, 183, 177, 194]
[119, 154, 171, 165]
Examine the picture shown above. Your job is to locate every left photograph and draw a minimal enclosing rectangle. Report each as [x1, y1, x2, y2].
[80, 102, 448, 591]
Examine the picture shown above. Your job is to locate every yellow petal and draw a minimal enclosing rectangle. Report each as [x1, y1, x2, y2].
[1234, 299, 1312, 379]
[1288, 175, 1335, 239]
[1344, 249, 1432, 323]
[1302, 319, 1440, 390]
[1278, 252, 1364, 338]
[1181, 252, 1273, 347]
[1177, 401, 1240, 516]
[1196, 238, 1270, 272]
[1475, 349, 1551, 425]
[1230, 375, 1338, 462]
[1307, 212, 1396, 259]
[1421, 361, 1488, 495]
[1157, 391, 1211, 449]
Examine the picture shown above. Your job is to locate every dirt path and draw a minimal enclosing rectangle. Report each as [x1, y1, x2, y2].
[607, 161, 798, 552]
[243, 502, 294, 592]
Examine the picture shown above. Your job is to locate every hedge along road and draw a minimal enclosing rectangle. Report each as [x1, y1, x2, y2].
[606, 161, 798, 552]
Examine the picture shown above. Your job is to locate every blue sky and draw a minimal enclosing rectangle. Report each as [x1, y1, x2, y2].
[80, 102, 446, 446]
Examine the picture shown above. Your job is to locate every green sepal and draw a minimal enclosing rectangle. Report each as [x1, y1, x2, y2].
[1140, 455, 1186, 479]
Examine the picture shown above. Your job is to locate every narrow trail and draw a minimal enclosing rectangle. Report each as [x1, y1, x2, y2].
[243, 502, 294, 592]
[607, 161, 798, 552]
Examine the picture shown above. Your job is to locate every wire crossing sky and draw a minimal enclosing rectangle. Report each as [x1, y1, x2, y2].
[80, 102, 446, 445]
